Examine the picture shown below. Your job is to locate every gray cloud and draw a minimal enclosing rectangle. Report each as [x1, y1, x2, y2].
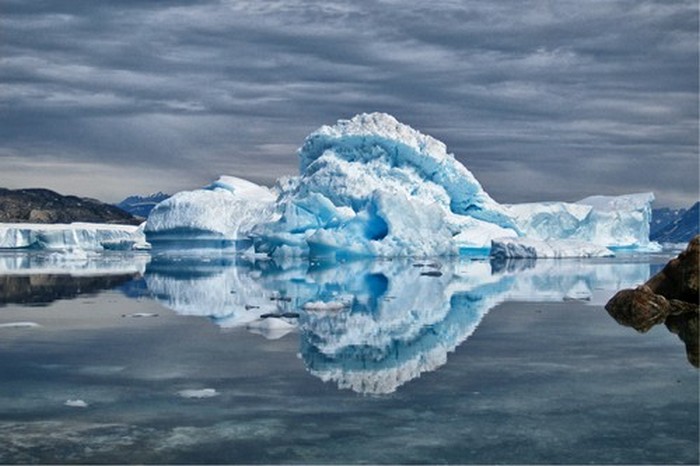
[0, 0, 697, 206]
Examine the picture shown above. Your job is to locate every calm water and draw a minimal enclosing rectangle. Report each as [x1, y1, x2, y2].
[0, 250, 697, 464]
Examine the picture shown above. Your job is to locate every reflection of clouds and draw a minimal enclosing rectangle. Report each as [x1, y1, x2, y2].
[142, 255, 651, 394]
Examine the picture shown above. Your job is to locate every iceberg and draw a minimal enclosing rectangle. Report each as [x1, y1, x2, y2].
[0, 222, 146, 251]
[505, 193, 657, 251]
[253, 113, 519, 257]
[145, 176, 277, 249]
[145, 113, 657, 258]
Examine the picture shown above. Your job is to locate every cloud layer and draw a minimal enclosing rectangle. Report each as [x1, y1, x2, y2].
[1, 0, 697, 206]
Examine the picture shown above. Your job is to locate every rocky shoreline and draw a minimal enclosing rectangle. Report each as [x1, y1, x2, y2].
[606, 236, 699, 366]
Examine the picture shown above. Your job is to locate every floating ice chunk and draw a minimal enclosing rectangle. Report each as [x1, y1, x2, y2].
[246, 317, 297, 339]
[0, 223, 145, 251]
[177, 388, 219, 399]
[490, 237, 615, 259]
[0, 321, 41, 329]
[506, 193, 656, 249]
[302, 300, 351, 311]
[576, 193, 656, 248]
[64, 399, 88, 408]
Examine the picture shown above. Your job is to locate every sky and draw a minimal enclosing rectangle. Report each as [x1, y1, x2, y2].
[1, 0, 698, 207]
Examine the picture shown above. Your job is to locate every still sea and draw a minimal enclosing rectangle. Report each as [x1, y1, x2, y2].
[0, 250, 697, 464]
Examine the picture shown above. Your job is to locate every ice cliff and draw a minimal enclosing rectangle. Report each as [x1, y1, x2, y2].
[0, 223, 147, 251]
[144, 113, 656, 258]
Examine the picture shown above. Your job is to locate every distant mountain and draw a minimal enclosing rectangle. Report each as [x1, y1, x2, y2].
[0, 188, 141, 225]
[116, 192, 170, 218]
[651, 202, 699, 244]
[650, 206, 687, 238]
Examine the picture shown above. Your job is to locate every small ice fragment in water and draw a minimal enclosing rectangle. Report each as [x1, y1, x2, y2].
[177, 388, 219, 399]
[302, 300, 350, 311]
[0, 322, 40, 329]
[64, 399, 88, 408]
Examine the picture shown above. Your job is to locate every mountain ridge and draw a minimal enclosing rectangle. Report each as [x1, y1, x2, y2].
[0, 187, 142, 225]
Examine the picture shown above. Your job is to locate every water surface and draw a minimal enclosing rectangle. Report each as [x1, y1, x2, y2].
[0, 250, 697, 464]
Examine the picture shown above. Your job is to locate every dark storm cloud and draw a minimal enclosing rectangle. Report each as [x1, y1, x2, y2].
[0, 0, 697, 206]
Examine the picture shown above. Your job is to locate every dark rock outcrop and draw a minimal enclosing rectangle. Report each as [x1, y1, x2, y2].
[0, 188, 141, 225]
[605, 236, 699, 366]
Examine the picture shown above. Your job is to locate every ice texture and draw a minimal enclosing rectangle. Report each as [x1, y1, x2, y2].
[0, 223, 146, 251]
[143, 113, 656, 258]
[253, 113, 519, 257]
[505, 193, 657, 251]
[145, 176, 277, 249]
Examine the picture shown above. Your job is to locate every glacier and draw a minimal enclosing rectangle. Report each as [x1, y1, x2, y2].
[142, 112, 656, 258]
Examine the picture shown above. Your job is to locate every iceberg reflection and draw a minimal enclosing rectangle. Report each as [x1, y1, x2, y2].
[143, 255, 650, 394]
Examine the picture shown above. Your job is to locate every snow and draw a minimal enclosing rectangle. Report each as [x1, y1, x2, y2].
[0, 223, 146, 251]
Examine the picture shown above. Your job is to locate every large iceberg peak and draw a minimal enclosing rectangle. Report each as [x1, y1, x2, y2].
[297, 112, 516, 228]
[249, 112, 523, 257]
